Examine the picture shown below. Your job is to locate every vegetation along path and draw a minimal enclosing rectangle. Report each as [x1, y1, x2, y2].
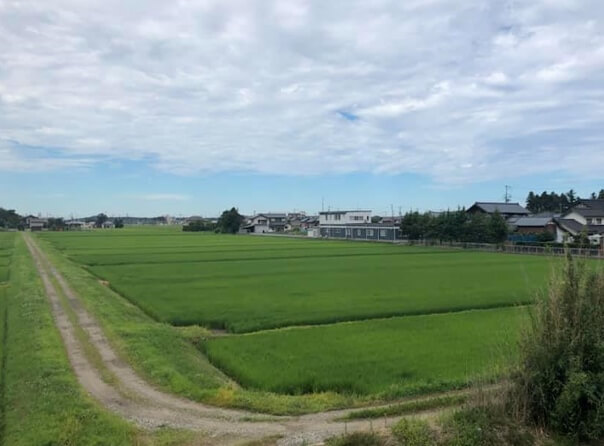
[23, 232, 472, 445]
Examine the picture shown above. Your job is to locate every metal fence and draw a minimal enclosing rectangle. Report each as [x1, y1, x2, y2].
[399, 239, 604, 259]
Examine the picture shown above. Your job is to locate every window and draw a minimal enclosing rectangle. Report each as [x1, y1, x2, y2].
[356, 229, 361, 236]
[368, 229, 374, 236]
[380, 229, 387, 237]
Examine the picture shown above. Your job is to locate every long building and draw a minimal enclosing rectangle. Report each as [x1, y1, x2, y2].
[318, 210, 400, 241]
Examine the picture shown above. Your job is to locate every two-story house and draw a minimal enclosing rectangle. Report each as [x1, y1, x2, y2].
[318, 210, 400, 241]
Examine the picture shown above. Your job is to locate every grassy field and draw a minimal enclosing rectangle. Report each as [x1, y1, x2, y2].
[35, 228, 555, 406]
[39, 230, 553, 333]
[203, 307, 525, 396]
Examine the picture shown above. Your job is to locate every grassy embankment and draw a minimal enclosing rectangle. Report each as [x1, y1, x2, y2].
[0, 233, 206, 445]
[0, 233, 134, 444]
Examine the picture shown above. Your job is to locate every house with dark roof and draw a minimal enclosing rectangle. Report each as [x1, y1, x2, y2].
[554, 199, 604, 244]
[467, 202, 530, 220]
[509, 216, 557, 235]
[563, 199, 604, 226]
[241, 213, 287, 233]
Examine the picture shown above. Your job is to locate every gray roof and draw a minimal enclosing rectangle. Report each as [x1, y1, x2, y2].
[257, 213, 286, 218]
[469, 202, 530, 215]
[555, 218, 604, 235]
[319, 210, 371, 215]
[513, 217, 554, 227]
[576, 199, 604, 211]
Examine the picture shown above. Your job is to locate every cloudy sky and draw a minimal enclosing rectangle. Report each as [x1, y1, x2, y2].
[1, 0, 604, 217]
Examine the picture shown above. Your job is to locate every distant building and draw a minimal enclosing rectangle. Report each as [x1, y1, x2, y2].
[563, 199, 604, 225]
[26, 216, 47, 231]
[101, 221, 115, 229]
[553, 199, 604, 244]
[319, 210, 371, 225]
[242, 213, 287, 233]
[319, 210, 400, 241]
[65, 220, 85, 230]
[467, 202, 530, 220]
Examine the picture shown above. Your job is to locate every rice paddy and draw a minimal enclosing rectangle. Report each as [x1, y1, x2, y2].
[38, 229, 555, 397]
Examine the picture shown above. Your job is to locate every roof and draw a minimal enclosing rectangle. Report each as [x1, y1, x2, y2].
[318, 210, 371, 215]
[255, 213, 286, 219]
[575, 199, 604, 211]
[468, 202, 530, 215]
[555, 218, 604, 235]
[513, 217, 554, 227]
[320, 223, 400, 228]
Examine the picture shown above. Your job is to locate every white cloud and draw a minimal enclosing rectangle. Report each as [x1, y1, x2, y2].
[1, 0, 604, 183]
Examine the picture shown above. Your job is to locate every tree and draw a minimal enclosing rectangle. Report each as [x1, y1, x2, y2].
[183, 220, 216, 232]
[95, 213, 108, 228]
[371, 216, 381, 224]
[217, 208, 244, 234]
[487, 211, 508, 244]
[47, 218, 65, 231]
[400, 212, 428, 240]
[114, 218, 124, 228]
[0, 208, 22, 229]
[598, 189, 604, 200]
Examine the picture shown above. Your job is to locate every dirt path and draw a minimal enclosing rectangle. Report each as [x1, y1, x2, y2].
[23, 233, 461, 445]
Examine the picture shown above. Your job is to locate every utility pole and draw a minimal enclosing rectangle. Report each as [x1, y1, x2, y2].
[504, 185, 512, 203]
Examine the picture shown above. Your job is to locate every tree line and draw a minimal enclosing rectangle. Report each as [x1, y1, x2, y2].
[400, 209, 509, 244]
[183, 207, 244, 234]
[526, 189, 604, 213]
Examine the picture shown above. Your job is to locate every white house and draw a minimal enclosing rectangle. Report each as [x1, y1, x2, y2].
[319, 210, 371, 225]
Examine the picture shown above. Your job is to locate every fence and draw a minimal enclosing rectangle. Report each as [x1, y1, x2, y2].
[399, 239, 604, 259]
[246, 232, 604, 259]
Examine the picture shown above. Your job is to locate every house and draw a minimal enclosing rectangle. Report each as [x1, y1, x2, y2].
[319, 210, 400, 241]
[553, 200, 604, 244]
[26, 216, 47, 231]
[319, 210, 372, 225]
[65, 220, 85, 230]
[241, 213, 287, 233]
[563, 199, 604, 225]
[300, 216, 319, 230]
[380, 216, 402, 226]
[101, 221, 115, 229]
[509, 216, 557, 235]
[467, 202, 530, 220]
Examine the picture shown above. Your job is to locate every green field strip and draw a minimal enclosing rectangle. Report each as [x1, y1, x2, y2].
[202, 307, 527, 396]
[85, 249, 550, 332]
[70, 248, 461, 267]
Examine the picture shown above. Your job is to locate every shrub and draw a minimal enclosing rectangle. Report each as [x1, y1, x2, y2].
[510, 253, 604, 441]
[441, 405, 533, 446]
[325, 432, 386, 446]
[391, 418, 436, 445]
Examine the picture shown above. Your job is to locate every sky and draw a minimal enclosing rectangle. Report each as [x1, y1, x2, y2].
[1, 0, 604, 217]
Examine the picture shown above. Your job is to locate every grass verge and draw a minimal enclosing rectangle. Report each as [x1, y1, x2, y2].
[341, 394, 468, 420]
[2, 236, 135, 445]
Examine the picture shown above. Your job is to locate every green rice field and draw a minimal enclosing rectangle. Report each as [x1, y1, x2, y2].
[37, 229, 557, 398]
